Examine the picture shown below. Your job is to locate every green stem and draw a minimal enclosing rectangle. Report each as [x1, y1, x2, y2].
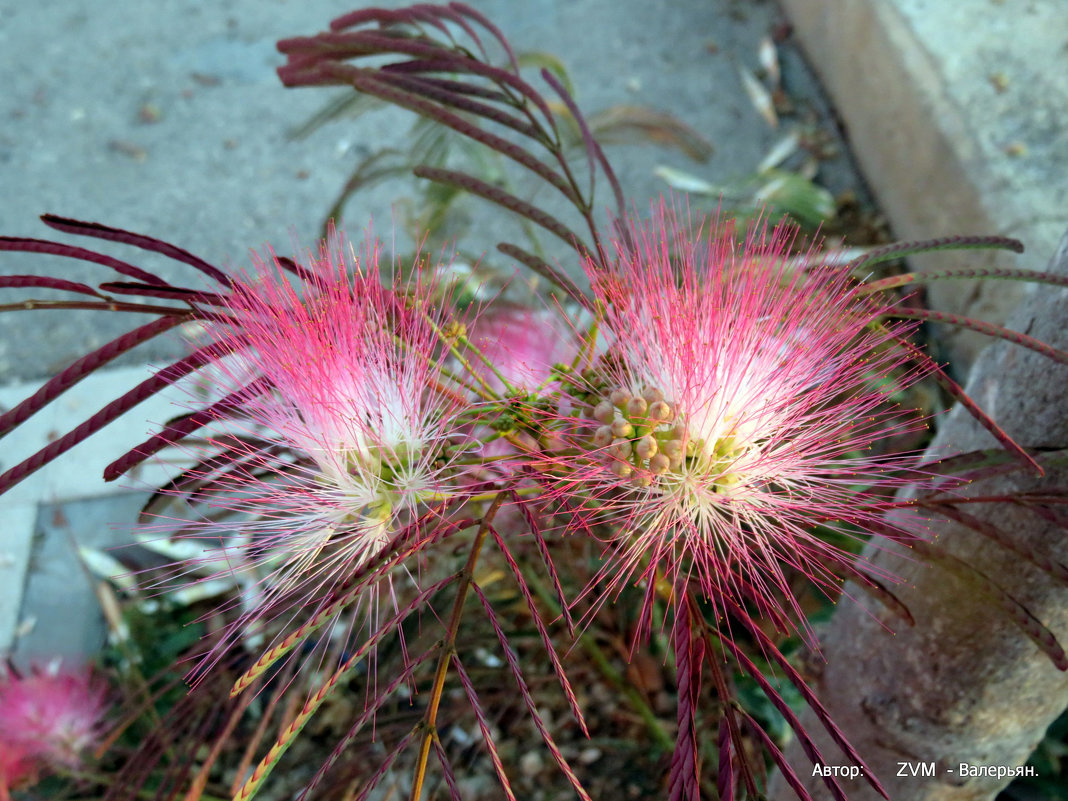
[420, 311, 506, 401]
[454, 328, 521, 396]
[408, 492, 507, 800]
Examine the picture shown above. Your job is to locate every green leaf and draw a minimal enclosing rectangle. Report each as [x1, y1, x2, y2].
[752, 169, 836, 228]
[517, 50, 575, 97]
[287, 91, 386, 140]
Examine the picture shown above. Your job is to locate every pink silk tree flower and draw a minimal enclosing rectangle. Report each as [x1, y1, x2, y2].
[169, 234, 473, 673]
[564, 202, 928, 633]
[467, 304, 581, 396]
[0, 744, 36, 801]
[0, 666, 107, 773]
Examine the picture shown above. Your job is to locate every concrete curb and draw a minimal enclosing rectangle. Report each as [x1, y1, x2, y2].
[780, 0, 1068, 364]
[0, 367, 185, 658]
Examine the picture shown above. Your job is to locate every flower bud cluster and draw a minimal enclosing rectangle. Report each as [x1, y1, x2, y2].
[590, 385, 693, 488]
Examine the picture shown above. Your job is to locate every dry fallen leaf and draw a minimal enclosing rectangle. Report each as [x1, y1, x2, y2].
[988, 72, 1010, 93]
[108, 139, 148, 162]
[759, 35, 781, 89]
[738, 63, 778, 128]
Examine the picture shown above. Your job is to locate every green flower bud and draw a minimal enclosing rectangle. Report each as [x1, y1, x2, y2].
[635, 434, 658, 460]
[593, 426, 613, 448]
[648, 400, 673, 422]
[626, 396, 648, 418]
[593, 400, 616, 423]
[642, 386, 665, 404]
[649, 453, 671, 474]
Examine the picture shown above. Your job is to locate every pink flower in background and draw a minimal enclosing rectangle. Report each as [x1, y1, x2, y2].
[212, 236, 462, 531]
[464, 303, 583, 482]
[468, 304, 581, 396]
[569, 203, 926, 629]
[0, 665, 107, 783]
[0, 744, 36, 800]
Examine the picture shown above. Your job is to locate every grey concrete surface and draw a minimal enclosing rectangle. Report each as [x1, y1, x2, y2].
[16, 492, 149, 665]
[0, 366, 187, 658]
[0, 0, 845, 384]
[2, 1, 869, 662]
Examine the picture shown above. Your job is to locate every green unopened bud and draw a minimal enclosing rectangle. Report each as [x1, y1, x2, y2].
[635, 434, 658, 460]
[610, 419, 635, 439]
[626, 396, 648, 418]
[593, 400, 616, 424]
[609, 438, 633, 459]
[610, 461, 633, 479]
[648, 453, 671, 475]
[593, 426, 613, 448]
[610, 388, 632, 409]
[631, 473, 652, 489]
[642, 386, 665, 405]
[662, 439, 684, 468]
[648, 400, 672, 422]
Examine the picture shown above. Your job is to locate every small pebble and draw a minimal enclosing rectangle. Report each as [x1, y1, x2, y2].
[138, 103, 162, 123]
[988, 72, 1009, 93]
[519, 750, 543, 777]
[579, 747, 602, 765]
